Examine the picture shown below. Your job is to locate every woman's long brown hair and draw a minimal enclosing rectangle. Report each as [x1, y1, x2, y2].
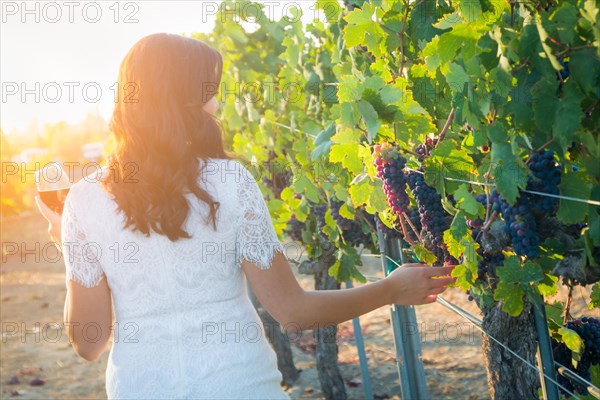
[102, 33, 230, 241]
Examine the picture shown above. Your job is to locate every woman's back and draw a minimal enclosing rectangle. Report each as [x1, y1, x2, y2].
[62, 158, 289, 399]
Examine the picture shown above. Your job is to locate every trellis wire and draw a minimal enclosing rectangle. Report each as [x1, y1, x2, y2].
[405, 168, 600, 206]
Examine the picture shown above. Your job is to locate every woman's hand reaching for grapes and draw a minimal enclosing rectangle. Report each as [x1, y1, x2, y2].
[35, 195, 62, 248]
[384, 263, 456, 305]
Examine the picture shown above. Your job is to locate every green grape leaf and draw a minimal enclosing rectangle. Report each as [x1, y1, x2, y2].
[552, 81, 584, 147]
[545, 301, 565, 334]
[451, 263, 471, 291]
[337, 76, 362, 102]
[491, 143, 527, 205]
[443, 62, 469, 95]
[329, 245, 366, 283]
[444, 229, 466, 259]
[454, 184, 484, 219]
[495, 257, 544, 316]
[559, 327, 583, 354]
[293, 174, 320, 203]
[413, 245, 438, 265]
[339, 202, 355, 220]
[557, 171, 591, 224]
[330, 144, 363, 175]
[535, 18, 562, 71]
[433, 12, 463, 30]
[357, 99, 381, 142]
[457, 0, 482, 23]
[349, 176, 388, 214]
[449, 211, 468, 241]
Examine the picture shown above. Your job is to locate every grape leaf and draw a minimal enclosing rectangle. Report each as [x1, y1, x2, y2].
[451, 262, 477, 291]
[444, 62, 469, 95]
[330, 144, 363, 175]
[293, 175, 321, 203]
[349, 177, 388, 214]
[457, 0, 482, 23]
[559, 327, 583, 354]
[449, 211, 468, 241]
[494, 257, 544, 316]
[454, 184, 484, 218]
[444, 229, 466, 259]
[494, 281, 524, 316]
[357, 99, 381, 142]
[329, 245, 366, 283]
[557, 171, 591, 224]
[413, 245, 438, 265]
[491, 143, 527, 205]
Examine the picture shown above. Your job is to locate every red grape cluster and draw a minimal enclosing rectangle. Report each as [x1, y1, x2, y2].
[374, 144, 410, 216]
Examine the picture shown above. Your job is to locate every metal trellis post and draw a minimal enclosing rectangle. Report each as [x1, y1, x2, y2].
[531, 292, 560, 400]
[345, 280, 374, 400]
[377, 226, 429, 400]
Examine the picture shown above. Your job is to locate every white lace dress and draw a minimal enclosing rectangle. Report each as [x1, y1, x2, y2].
[60, 158, 291, 399]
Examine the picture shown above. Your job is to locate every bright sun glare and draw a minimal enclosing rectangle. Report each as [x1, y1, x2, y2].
[1, 1, 320, 135]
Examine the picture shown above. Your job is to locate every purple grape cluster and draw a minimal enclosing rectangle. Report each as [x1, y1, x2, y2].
[490, 189, 540, 259]
[415, 138, 438, 161]
[330, 200, 354, 230]
[374, 146, 410, 216]
[527, 150, 561, 214]
[406, 170, 450, 249]
[552, 317, 600, 395]
[287, 201, 373, 248]
[477, 252, 504, 283]
[286, 215, 305, 242]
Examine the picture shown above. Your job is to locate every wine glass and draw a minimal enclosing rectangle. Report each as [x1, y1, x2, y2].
[35, 162, 72, 215]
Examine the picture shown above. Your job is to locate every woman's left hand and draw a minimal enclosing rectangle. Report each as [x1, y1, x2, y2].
[35, 195, 62, 247]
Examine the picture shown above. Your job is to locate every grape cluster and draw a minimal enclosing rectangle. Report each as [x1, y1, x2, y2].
[415, 137, 438, 161]
[374, 145, 410, 216]
[312, 204, 328, 232]
[552, 317, 600, 396]
[331, 202, 373, 247]
[330, 200, 354, 230]
[476, 252, 504, 284]
[527, 150, 561, 214]
[406, 170, 450, 249]
[490, 189, 540, 259]
[286, 201, 373, 248]
[262, 151, 293, 200]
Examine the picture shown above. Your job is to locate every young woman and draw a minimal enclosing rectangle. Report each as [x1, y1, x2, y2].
[36, 33, 455, 399]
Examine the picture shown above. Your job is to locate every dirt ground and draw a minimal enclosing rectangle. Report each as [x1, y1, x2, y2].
[1, 213, 596, 399]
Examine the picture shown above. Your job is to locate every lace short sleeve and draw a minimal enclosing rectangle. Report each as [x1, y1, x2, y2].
[61, 192, 105, 288]
[236, 164, 285, 269]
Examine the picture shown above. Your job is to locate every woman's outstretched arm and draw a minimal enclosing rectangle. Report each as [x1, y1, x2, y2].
[242, 252, 455, 333]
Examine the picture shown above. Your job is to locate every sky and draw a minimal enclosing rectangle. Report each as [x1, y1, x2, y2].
[0, 0, 323, 135]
